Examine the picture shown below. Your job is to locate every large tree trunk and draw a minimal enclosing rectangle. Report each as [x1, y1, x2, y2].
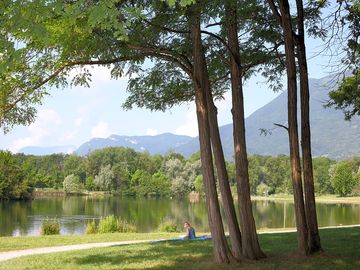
[206, 92, 242, 260]
[188, 3, 231, 264]
[278, 0, 309, 255]
[295, 0, 322, 253]
[225, 0, 265, 260]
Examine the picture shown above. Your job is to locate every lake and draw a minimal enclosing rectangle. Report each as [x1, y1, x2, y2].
[0, 196, 359, 236]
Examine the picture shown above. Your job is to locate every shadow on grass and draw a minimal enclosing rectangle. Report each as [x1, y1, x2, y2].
[58, 227, 360, 270]
[73, 240, 215, 269]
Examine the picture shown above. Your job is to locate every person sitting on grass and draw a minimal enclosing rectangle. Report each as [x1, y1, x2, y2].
[183, 221, 196, 240]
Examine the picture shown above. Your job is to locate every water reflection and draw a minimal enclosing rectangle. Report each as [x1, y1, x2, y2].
[0, 197, 359, 236]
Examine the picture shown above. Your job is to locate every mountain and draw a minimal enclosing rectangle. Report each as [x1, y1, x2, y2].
[19, 145, 76, 155]
[169, 74, 360, 160]
[76, 133, 194, 156]
[217, 74, 360, 159]
[20, 74, 360, 159]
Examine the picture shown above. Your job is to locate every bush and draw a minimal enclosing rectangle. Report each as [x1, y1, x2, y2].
[86, 219, 97, 234]
[97, 215, 136, 233]
[40, 217, 60, 235]
[158, 219, 180, 233]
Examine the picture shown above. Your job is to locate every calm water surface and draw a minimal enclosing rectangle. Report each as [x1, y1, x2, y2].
[0, 197, 359, 236]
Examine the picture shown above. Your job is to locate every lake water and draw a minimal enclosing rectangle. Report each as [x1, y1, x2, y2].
[0, 196, 359, 236]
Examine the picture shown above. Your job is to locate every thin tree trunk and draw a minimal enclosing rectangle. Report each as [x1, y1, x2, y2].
[295, 0, 322, 253]
[188, 3, 231, 264]
[225, 0, 265, 260]
[278, 0, 309, 255]
[206, 92, 242, 260]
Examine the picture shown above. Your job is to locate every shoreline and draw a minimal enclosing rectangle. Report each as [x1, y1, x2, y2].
[250, 195, 360, 204]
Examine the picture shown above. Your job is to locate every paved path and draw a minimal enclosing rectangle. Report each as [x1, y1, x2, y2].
[1, 224, 359, 262]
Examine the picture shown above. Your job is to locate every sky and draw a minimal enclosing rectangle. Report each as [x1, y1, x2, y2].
[0, 24, 341, 153]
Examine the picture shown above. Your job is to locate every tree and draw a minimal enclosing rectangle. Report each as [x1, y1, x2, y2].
[188, 3, 231, 262]
[0, 151, 32, 200]
[313, 157, 334, 194]
[225, 0, 264, 259]
[330, 161, 357, 196]
[327, 70, 360, 120]
[295, 0, 322, 253]
[325, 1, 359, 119]
[94, 164, 115, 191]
[268, 0, 309, 255]
[63, 174, 82, 194]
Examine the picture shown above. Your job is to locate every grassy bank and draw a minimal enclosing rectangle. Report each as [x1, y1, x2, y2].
[33, 188, 111, 198]
[0, 227, 359, 270]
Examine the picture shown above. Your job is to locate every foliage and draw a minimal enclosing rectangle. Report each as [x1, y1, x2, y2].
[327, 70, 360, 120]
[85, 219, 97, 234]
[330, 161, 357, 196]
[194, 175, 204, 193]
[158, 219, 181, 233]
[94, 164, 115, 191]
[40, 217, 60, 235]
[97, 215, 136, 233]
[256, 183, 270, 196]
[3, 147, 360, 199]
[0, 151, 33, 200]
[313, 157, 334, 194]
[63, 174, 82, 194]
[263, 156, 291, 194]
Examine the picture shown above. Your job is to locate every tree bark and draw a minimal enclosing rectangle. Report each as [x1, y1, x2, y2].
[188, 3, 231, 264]
[295, 0, 322, 253]
[278, 0, 309, 255]
[206, 91, 243, 260]
[225, 0, 265, 260]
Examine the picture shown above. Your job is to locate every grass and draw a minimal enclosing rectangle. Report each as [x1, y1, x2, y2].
[0, 227, 359, 270]
[0, 232, 179, 252]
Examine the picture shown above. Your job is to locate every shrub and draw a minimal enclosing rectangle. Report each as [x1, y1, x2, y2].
[40, 217, 60, 235]
[86, 219, 97, 234]
[98, 215, 136, 233]
[158, 219, 180, 233]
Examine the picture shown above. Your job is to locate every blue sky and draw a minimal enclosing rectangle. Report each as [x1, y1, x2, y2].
[0, 30, 341, 153]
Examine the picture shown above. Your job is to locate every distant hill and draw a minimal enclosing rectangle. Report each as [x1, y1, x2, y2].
[75, 133, 194, 156]
[216, 74, 360, 160]
[19, 74, 360, 159]
[19, 145, 76, 155]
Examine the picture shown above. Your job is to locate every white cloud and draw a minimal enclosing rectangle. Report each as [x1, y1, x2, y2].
[10, 109, 62, 152]
[74, 117, 83, 127]
[146, 128, 158, 136]
[174, 109, 198, 137]
[91, 121, 112, 138]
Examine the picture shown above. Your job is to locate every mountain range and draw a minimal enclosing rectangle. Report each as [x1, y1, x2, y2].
[19, 74, 360, 159]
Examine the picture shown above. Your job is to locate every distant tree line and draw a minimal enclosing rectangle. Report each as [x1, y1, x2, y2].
[1, 147, 359, 200]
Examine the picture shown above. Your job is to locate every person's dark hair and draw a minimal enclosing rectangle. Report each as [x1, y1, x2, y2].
[184, 222, 191, 226]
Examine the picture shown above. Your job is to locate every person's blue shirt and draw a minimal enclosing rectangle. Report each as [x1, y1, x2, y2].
[186, 227, 196, 239]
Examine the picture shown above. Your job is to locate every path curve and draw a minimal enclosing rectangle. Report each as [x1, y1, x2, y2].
[1, 224, 359, 262]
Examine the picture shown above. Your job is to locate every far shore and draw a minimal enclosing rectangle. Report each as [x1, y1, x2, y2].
[31, 188, 360, 204]
[251, 194, 360, 204]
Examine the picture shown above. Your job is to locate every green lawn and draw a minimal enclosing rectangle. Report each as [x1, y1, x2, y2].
[0, 227, 359, 270]
[0, 232, 180, 252]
